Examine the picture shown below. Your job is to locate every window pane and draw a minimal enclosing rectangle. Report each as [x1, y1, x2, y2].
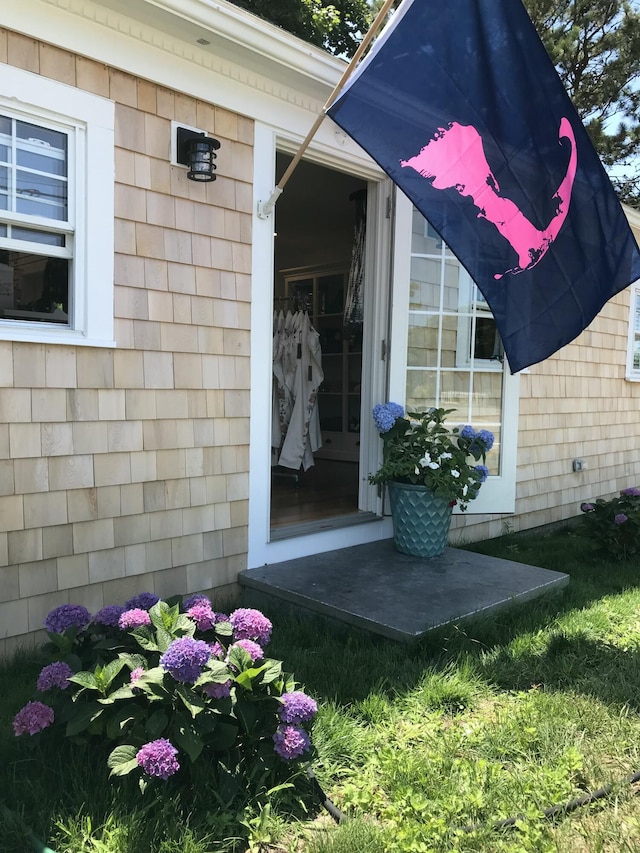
[439, 371, 472, 418]
[11, 227, 65, 247]
[16, 170, 67, 220]
[406, 369, 437, 410]
[474, 317, 501, 360]
[16, 121, 67, 177]
[408, 314, 439, 367]
[0, 166, 7, 209]
[0, 250, 69, 323]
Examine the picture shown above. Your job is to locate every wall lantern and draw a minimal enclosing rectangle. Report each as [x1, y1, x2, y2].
[176, 126, 221, 182]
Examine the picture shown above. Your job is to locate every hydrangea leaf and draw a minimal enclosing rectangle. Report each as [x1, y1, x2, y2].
[66, 702, 104, 737]
[259, 659, 283, 685]
[145, 709, 169, 739]
[208, 720, 238, 752]
[131, 625, 161, 652]
[68, 670, 100, 691]
[105, 705, 140, 739]
[175, 684, 208, 717]
[174, 722, 204, 763]
[107, 744, 139, 777]
[215, 621, 233, 637]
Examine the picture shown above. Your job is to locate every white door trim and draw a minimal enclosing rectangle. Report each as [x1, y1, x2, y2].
[248, 123, 393, 568]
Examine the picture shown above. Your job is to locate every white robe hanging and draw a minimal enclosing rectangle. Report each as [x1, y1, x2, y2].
[277, 311, 323, 471]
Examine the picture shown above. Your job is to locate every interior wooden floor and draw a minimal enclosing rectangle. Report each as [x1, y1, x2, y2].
[270, 459, 360, 528]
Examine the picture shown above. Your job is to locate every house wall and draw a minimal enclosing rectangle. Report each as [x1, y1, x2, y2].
[449, 217, 640, 546]
[0, 29, 253, 657]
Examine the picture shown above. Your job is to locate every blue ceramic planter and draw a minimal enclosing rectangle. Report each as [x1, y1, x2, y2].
[387, 482, 453, 558]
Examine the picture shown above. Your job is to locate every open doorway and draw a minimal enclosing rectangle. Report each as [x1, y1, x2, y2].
[270, 153, 368, 534]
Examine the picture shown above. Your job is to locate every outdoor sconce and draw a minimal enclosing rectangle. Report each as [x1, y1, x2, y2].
[176, 126, 221, 182]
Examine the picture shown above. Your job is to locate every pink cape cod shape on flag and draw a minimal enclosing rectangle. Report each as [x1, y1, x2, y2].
[328, 0, 640, 373]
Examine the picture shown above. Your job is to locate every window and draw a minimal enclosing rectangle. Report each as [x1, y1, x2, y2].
[627, 281, 640, 381]
[0, 64, 115, 346]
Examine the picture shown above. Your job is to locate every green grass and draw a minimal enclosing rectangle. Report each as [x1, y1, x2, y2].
[3, 526, 640, 851]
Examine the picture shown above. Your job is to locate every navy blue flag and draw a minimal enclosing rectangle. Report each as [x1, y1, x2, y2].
[327, 0, 640, 373]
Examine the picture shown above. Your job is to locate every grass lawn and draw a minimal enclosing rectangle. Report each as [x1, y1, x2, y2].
[3, 525, 640, 851]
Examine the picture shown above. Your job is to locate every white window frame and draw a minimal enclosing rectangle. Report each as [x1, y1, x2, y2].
[0, 64, 115, 347]
[626, 280, 640, 381]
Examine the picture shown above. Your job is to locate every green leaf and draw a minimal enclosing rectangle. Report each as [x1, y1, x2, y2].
[131, 626, 160, 652]
[66, 702, 104, 737]
[174, 722, 204, 762]
[215, 621, 233, 637]
[145, 709, 169, 739]
[101, 658, 127, 691]
[68, 670, 100, 691]
[260, 659, 283, 685]
[235, 698, 257, 732]
[195, 659, 230, 687]
[155, 625, 174, 653]
[175, 684, 207, 717]
[149, 600, 173, 631]
[173, 614, 196, 636]
[106, 705, 140, 739]
[234, 664, 268, 691]
[209, 720, 238, 752]
[99, 684, 135, 704]
[107, 744, 139, 778]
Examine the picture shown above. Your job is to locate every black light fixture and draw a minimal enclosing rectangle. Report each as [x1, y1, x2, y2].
[176, 126, 221, 182]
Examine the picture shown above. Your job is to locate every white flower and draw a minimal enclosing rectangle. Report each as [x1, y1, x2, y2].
[439, 452, 452, 460]
[451, 469, 460, 478]
[427, 461, 439, 470]
[414, 466, 420, 475]
[462, 484, 468, 496]
[418, 454, 431, 466]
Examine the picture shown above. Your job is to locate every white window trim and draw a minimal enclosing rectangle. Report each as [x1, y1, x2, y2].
[0, 63, 115, 347]
[626, 280, 640, 381]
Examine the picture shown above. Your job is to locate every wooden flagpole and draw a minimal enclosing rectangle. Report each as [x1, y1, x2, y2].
[257, 0, 398, 218]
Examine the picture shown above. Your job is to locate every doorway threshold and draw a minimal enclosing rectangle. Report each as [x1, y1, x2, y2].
[270, 511, 379, 542]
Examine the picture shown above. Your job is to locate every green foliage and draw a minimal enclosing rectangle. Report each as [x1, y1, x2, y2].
[369, 405, 493, 510]
[226, 0, 372, 57]
[579, 488, 640, 560]
[524, 0, 640, 203]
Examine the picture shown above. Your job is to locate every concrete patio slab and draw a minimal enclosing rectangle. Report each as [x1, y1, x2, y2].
[239, 539, 569, 642]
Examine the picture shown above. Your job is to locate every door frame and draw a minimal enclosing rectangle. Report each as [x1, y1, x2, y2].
[248, 123, 393, 568]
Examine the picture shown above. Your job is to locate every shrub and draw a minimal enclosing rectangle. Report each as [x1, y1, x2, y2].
[11, 595, 317, 798]
[579, 487, 640, 560]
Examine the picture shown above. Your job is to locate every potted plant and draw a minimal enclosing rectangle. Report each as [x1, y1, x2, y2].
[369, 403, 494, 557]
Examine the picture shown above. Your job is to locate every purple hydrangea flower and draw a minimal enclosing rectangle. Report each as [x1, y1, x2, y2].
[279, 691, 318, 724]
[119, 609, 152, 630]
[372, 403, 399, 434]
[45, 604, 91, 634]
[229, 608, 272, 645]
[37, 661, 73, 691]
[621, 487, 640, 497]
[615, 513, 628, 525]
[13, 701, 55, 736]
[124, 592, 159, 611]
[183, 593, 211, 610]
[476, 429, 495, 452]
[93, 605, 126, 628]
[459, 424, 476, 441]
[187, 601, 216, 631]
[214, 612, 230, 624]
[209, 641, 225, 659]
[228, 639, 264, 664]
[474, 464, 489, 484]
[273, 724, 311, 760]
[580, 502, 595, 512]
[203, 680, 232, 699]
[136, 738, 180, 779]
[130, 667, 145, 684]
[160, 637, 211, 683]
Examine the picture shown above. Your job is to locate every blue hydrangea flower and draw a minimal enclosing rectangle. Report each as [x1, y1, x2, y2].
[45, 604, 91, 634]
[160, 637, 211, 683]
[372, 404, 398, 434]
[386, 402, 405, 419]
[459, 425, 476, 440]
[37, 662, 73, 691]
[474, 465, 489, 484]
[279, 690, 317, 724]
[229, 608, 272, 645]
[580, 502, 595, 512]
[476, 429, 495, 452]
[621, 487, 640, 497]
[124, 592, 159, 611]
[136, 738, 180, 779]
[93, 604, 126, 628]
[615, 513, 628, 525]
[273, 724, 311, 760]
